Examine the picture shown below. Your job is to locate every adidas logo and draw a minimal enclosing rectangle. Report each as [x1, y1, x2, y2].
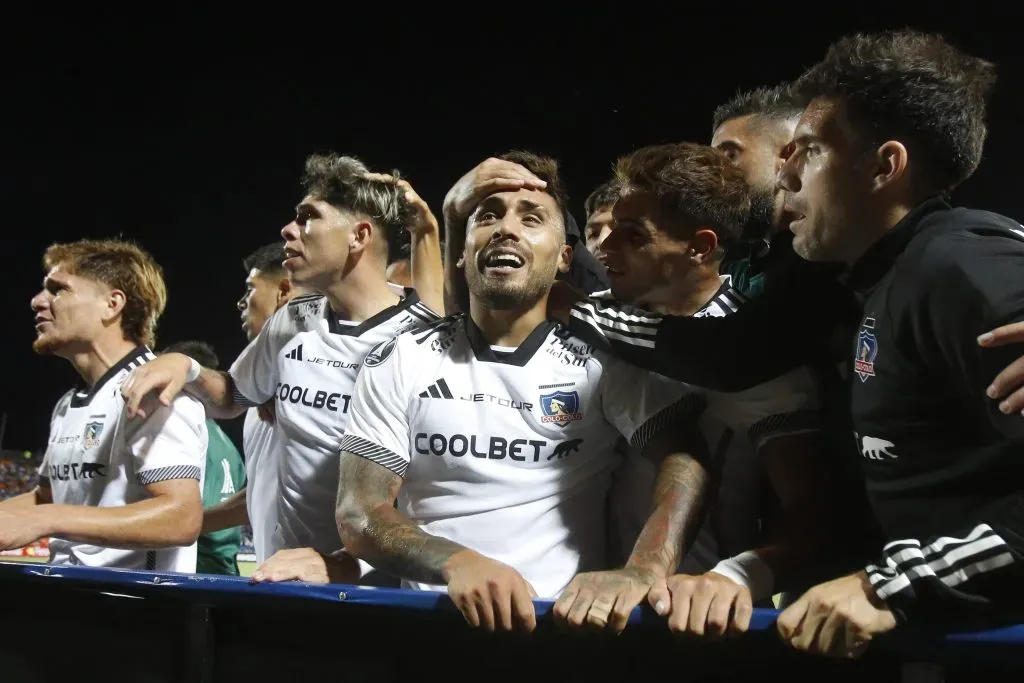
[419, 378, 454, 399]
[285, 344, 303, 361]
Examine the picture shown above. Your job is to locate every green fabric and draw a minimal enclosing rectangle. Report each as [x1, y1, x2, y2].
[721, 257, 766, 299]
[196, 420, 246, 575]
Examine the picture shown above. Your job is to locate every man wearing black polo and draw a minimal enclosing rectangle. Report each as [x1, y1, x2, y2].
[763, 30, 1024, 657]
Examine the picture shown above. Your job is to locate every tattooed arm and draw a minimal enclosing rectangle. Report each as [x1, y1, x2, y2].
[336, 452, 464, 584]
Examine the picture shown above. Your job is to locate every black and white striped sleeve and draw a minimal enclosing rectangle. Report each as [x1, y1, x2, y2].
[567, 267, 857, 392]
[128, 395, 206, 487]
[865, 509, 1024, 627]
[339, 335, 413, 478]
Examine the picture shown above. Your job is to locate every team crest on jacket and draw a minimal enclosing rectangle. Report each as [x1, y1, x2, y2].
[854, 317, 878, 382]
[83, 421, 104, 449]
[364, 336, 398, 368]
[540, 390, 583, 427]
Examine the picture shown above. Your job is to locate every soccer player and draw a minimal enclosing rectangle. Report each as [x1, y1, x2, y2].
[120, 155, 442, 584]
[160, 340, 246, 575]
[336, 150, 795, 634]
[572, 142, 831, 629]
[199, 242, 307, 564]
[582, 179, 620, 257]
[0, 239, 206, 571]
[767, 30, 1024, 656]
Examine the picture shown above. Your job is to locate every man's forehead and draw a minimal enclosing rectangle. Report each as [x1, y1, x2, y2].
[796, 96, 844, 138]
[712, 114, 756, 147]
[480, 187, 560, 213]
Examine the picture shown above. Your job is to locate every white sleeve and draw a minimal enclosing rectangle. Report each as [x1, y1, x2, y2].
[123, 395, 208, 487]
[228, 305, 291, 406]
[705, 366, 821, 447]
[600, 357, 702, 452]
[338, 335, 414, 478]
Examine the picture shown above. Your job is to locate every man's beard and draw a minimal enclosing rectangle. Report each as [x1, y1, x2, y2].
[465, 268, 551, 311]
[744, 186, 776, 241]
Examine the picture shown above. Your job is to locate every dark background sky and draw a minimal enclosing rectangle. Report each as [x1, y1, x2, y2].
[3, 7, 1020, 451]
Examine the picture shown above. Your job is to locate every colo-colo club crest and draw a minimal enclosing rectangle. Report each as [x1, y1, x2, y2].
[855, 317, 878, 382]
[540, 390, 584, 427]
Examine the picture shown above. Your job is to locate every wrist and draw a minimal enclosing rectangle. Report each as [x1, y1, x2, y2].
[625, 558, 670, 580]
[184, 356, 202, 384]
[441, 547, 480, 582]
[709, 550, 775, 601]
[33, 504, 62, 538]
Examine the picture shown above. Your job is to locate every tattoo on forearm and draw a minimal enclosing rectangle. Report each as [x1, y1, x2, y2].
[628, 452, 709, 575]
[338, 453, 465, 585]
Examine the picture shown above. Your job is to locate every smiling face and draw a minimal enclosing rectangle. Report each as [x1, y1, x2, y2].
[462, 188, 571, 310]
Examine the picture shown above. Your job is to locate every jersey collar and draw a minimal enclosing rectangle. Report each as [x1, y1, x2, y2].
[71, 345, 153, 408]
[326, 288, 422, 337]
[844, 196, 950, 296]
[464, 315, 557, 366]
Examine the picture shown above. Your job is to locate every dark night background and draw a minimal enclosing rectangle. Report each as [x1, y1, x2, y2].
[3, 7, 1020, 452]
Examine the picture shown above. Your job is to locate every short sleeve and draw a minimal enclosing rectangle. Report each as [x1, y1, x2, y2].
[124, 395, 208, 487]
[705, 366, 821, 448]
[228, 304, 291, 406]
[339, 335, 414, 478]
[915, 230, 1024, 441]
[600, 356, 701, 453]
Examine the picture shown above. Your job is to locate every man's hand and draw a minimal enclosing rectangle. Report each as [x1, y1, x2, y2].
[257, 399, 276, 425]
[445, 550, 538, 632]
[777, 571, 898, 658]
[980, 321, 1024, 415]
[554, 567, 657, 633]
[120, 352, 191, 419]
[442, 158, 547, 225]
[364, 173, 440, 238]
[647, 572, 753, 638]
[0, 507, 50, 551]
[251, 547, 361, 585]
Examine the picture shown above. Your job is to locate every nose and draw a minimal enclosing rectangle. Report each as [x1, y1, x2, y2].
[237, 294, 247, 312]
[491, 215, 523, 242]
[598, 228, 621, 256]
[776, 153, 800, 194]
[281, 221, 299, 241]
[30, 290, 48, 313]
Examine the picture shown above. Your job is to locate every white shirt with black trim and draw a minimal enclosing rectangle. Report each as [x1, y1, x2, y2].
[601, 278, 821, 572]
[228, 287, 438, 555]
[340, 315, 696, 598]
[39, 346, 208, 572]
[242, 408, 279, 563]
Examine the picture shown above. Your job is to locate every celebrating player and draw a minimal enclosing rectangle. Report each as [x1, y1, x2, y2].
[0, 239, 207, 571]
[120, 154, 442, 584]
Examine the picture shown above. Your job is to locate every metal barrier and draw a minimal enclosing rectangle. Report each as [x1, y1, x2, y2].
[1, 561, 1021, 683]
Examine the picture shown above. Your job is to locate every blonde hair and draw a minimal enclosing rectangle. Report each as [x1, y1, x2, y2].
[44, 239, 168, 348]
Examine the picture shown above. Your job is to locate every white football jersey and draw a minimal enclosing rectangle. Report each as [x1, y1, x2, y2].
[602, 278, 821, 571]
[229, 288, 438, 555]
[340, 316, 697, 598]
[242, 408, 279, 563]
[39, 347, 208, 572]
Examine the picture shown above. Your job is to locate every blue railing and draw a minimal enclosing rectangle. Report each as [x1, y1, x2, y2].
[0, 561, 1020, 683]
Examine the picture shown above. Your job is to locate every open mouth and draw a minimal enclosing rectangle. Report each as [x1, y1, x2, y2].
[283, 247, 302, 268]
[481, 250, 525, 274]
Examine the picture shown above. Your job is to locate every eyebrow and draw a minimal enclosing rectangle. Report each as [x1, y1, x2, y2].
[791, 133, 819, 147]
[294, 202, 320, 216]
[714, 139, 742, 151]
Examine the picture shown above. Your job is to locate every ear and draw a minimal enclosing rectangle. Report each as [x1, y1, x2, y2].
[872, 140, 909, 192]
[349, 220, 374, 255]
[688, 229, 719, 265]
[275, 278, 293, 307]
[557, 243, 573, 275]
[103, 288, 127, 323]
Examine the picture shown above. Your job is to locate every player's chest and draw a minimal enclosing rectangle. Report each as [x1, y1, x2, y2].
[407, 363, 614, 465]
[46, 410, 117, 483]
[273, 334, 365, 420]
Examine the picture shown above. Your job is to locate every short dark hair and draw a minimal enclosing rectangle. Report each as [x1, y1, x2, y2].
[243, 242, 287, 276]
[584, 179, 622, 218]
[301, 153, 410, 262]
[498, 150, 570, 227]
[712, 82, 805, 135]
[795, 30, 996, 193]
[615, 143, 750, 249]
[160, 340, 219, 370]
